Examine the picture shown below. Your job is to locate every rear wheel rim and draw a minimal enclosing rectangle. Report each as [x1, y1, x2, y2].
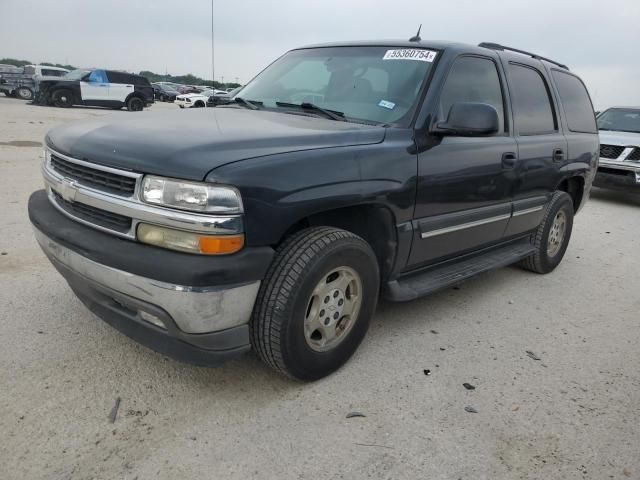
[547, 210, 567, 257]
[304, 266, 363, 352]
[19, 88, 32, 100]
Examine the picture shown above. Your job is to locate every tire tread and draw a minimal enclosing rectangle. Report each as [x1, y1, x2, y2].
[250, 227, 368, 377]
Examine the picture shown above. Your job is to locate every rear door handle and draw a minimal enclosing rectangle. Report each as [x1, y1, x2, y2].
[553, 148, 564, 161]
[502, 152, 517, 169]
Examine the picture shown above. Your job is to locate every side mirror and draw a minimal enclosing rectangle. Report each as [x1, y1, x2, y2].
[434, 102, 499, 136]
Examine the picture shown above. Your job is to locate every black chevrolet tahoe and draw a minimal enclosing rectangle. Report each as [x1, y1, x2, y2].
[28, 40, 599, 380]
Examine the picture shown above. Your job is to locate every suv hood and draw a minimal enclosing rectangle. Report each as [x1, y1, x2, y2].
[599, 130, 640, 146]
[46, 108, 386, 180]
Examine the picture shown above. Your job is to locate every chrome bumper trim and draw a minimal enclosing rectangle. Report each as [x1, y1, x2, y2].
[42, 148, 243, 239]
[34, 227, 260, 334]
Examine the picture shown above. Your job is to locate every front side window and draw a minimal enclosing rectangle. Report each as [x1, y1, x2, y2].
[438, 56, 506, 132]
[88, 70, 108, 83]
[551, 70, 596, 133]
[237, 46, 437, 126]
[596, 108, 640, 134]
[509, 64, 556, 135]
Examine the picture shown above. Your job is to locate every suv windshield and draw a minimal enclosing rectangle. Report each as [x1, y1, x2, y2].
[597, 108, 640, 133]
[238, 46, 437, 126]
[64, 69, 91, 80]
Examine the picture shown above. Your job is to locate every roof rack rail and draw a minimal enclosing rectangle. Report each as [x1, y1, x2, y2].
[478, 42, 569, 70]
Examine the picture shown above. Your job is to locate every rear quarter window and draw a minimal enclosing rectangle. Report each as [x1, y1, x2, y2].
[551, 70, 597, 134]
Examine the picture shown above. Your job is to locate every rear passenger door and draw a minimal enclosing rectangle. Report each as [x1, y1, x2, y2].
[502, 61, 567, 237]
[105, 71, 134, 103]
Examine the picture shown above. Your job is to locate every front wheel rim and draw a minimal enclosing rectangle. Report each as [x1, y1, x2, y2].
[304, 266, 363, 352]
[547, 210, 567, 257]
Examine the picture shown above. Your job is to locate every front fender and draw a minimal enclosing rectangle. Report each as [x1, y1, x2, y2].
[206, 132, 417, 247]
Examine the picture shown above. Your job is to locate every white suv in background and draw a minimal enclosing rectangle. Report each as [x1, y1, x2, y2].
[595, 107, 640, 192]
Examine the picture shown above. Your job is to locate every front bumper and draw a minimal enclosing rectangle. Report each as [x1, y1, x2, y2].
[29, 190, 274, 365]
[594, 159, 640, 193]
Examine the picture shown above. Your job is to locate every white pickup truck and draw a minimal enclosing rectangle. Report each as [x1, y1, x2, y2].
[0, 64, 69, 100]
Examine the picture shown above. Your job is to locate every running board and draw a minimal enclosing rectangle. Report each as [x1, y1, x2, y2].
[385, 239, 536, 302]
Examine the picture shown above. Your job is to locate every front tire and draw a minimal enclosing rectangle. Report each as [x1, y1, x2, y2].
[250, 227, 380, 381]
[520, 191, 574, 274]
[127, 96, 144, 111]
[194, 100, 205, 108]
[52, 89, 74, 108]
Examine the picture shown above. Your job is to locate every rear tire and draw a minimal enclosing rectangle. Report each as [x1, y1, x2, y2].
[250, 227, 380, 381]
[126, 96, 144, 111]
[52, 89, 74, 108]
[519, 191, 574, 274]
[16, 87, 33, 100]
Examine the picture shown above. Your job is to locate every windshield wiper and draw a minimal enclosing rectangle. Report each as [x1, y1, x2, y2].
[234, 97, 262, 110]
[275, 101, 345, 121]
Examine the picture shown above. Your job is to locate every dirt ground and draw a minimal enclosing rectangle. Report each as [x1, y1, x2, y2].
[0, 96, 639, 480]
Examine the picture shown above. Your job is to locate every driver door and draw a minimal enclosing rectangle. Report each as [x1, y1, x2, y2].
[408, 55, 516, 267]
[80, 69, 109, 102]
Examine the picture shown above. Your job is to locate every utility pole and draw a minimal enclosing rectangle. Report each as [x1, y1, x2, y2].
[211, 0, 216, 87]
[221, 76, 224, 85]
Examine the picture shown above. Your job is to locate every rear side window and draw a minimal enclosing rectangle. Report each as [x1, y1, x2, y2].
[106, 71, 131, 84]
[509, 63, 556, 135]
[439, 56, 506, 132]
[551, 70, 597, 133]
[41, 69, 66, 77]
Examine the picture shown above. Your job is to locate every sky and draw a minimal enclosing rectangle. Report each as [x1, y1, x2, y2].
[1, 0, 638, 109]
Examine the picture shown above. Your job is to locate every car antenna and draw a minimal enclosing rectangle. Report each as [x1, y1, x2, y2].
[409, 24, 422, 42]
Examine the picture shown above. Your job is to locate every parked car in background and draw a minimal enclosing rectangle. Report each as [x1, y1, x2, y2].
[207, 86, 242, 106]
[36, 69, 154, 111]
[152, 83, 178, 102]
[175, 89, 213, 108]
[177, 85, 203, 94]
[29, 40, 598, 380]
[0, 64, 70, 100]
[594, 108, 640, 192]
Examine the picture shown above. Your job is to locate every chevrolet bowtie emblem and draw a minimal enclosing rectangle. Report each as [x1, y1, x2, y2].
[58, 179, 78, 202]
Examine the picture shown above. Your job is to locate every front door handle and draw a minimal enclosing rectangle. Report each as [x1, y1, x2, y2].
[502, 152, 517, 169]
[553, 148, 564, 161]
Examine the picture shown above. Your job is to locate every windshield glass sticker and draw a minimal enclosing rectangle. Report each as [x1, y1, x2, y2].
[378, 100, 396, 110]
[383, 49, 437, 62]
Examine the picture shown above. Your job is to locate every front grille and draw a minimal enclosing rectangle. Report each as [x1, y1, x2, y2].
[50, 154, 137, 196]
[599, 144, 625, 159]
[52, 190, 132, 233]
[626, 148, 640, 161]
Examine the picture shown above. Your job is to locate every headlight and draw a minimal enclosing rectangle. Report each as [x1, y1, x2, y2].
[137, 223, 244, 255]
[141, 176, 243, 214]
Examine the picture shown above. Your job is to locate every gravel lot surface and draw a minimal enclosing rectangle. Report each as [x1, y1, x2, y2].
[1, 96, 639, 480]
